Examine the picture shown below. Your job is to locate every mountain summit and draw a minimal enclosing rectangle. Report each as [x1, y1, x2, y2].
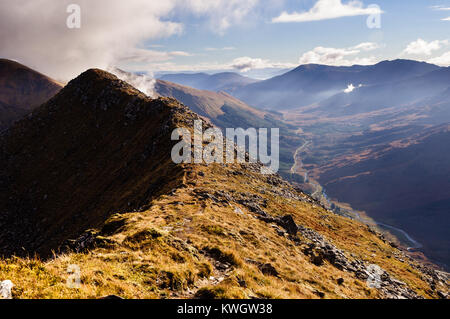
[0, 69, 448, 299]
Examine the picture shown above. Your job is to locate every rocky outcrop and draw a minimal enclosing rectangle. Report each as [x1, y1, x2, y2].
[0, 280, 13, 299]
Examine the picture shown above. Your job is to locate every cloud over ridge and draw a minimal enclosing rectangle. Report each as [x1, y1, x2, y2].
[402, 38, 449, 56]
[298, 42, 380, 66]
[0, 0, 259, 80]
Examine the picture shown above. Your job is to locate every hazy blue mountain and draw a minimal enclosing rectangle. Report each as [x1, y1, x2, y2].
[232, 60, 441, 110]
[315, 66, 450, 118]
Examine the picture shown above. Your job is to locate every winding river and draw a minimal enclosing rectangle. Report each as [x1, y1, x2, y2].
[291, 142, 423, 251]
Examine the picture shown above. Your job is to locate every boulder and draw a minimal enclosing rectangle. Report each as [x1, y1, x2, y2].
[0, 280, 14, 299]
[276, 215, 298, 235]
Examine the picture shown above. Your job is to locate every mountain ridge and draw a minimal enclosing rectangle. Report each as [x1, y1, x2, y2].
[232, 59, 441, 110]
[0, 68, 447, 299]
[0, 69, 194, 256]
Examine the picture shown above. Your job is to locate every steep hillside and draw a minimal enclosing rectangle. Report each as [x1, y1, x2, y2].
[155, 79, 303, 175]
[159, 72, 259, 94]
[155, 79, 267, 124]
[0, 69, 448, 299]
[0, 70, 191, 257]
[233, 60, 440, 110]
[0, 59, 63, 130]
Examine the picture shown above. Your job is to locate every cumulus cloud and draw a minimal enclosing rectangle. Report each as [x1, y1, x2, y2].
[402, 38, 449, 56]
[231, 57, 272, 72]
[230, 57, 295, 72]
[428, 51, 450, 66]
[0, 0, 258, 80]
[0, 0, 183, 80]
[443, 17, 450, 21]
[298, 42, 379, 66]
[272, 0, 383, 23]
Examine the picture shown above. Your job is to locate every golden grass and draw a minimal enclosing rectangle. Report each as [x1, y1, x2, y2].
[0, 163, 441, 299]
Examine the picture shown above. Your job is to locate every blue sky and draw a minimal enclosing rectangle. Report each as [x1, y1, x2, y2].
[1, 0, 449, 80]
[138, 0, 450, 77]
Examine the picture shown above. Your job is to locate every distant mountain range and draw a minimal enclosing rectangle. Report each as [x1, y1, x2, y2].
[157, 59, 450, 270]
[232, 60, 442, 110]
[315, 66, 450, 118]
[272, 60, 450, 270]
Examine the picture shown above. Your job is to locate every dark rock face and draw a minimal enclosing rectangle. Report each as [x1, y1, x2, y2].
[299, 225, 352, 270]
[277, 215, 298, 235]
[437, 291, 448, 299]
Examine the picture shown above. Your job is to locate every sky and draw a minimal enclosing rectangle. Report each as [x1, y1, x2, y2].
[0, 0, 449, 80]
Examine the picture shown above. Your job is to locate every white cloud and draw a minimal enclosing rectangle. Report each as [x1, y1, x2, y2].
[430, 5, 450, 21]
[402, 38, 449, 56]
[351, 42, 380, 51]
[344, 83, 362, 93]
[169, 51, 194, 57]
[231, 57, 271, 72]
[298, 42, 379, 66]
[428, 51, 450, 66]
[0, 0, 258, 80]
[230, 57, 295, 72]
[108, 67, 156, 97]
[344, 84, 356, 93]
[0, 1, 184, 80]
[272, 0, 383, 23]
[430, 5, 450, 11]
